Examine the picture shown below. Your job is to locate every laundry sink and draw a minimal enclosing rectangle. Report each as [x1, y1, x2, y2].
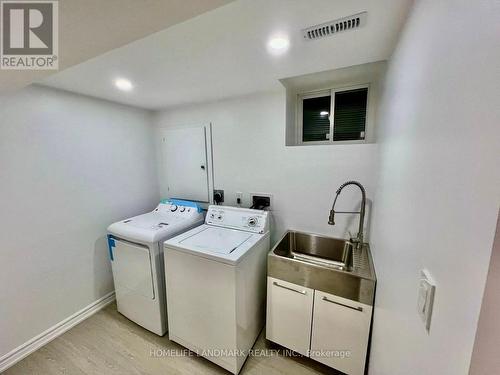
[272, 231, 355, 270]
[268, 230, 376, 305]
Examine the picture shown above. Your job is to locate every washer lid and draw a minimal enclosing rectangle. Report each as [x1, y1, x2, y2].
[107, 203, 204, 244]
[125, 212, 173, 230]
[179, 227, 252, 254]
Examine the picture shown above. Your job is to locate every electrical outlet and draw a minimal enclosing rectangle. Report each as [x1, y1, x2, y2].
[213, 189, 224, 204]
[250, 193, 272, 210]
[236, 191, 243, 206]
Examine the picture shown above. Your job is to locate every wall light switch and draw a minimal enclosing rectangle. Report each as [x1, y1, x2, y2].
[417, 269, 436, 332]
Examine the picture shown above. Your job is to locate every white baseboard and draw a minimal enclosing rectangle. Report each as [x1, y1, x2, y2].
[0, 291, 116, 372]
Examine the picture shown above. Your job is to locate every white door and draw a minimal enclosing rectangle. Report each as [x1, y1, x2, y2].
[310, 290, 372, 375]
[161, 126, 209, 202]
[111, 239, 154, 299]
[266, 277, 314, 356]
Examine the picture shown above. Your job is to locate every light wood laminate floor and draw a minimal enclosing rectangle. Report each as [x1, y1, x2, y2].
[5, 302, 339, 375]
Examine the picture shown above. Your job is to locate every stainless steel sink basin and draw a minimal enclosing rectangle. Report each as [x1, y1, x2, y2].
[273, 231, 354, 270]
[268, 230, 376, 305]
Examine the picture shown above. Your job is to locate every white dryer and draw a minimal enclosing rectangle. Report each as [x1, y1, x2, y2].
[164, 205, 270, 374]
[107, 200, 204, 336]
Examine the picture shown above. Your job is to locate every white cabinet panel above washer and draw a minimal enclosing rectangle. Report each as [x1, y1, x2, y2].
[161, 126, 209, 202]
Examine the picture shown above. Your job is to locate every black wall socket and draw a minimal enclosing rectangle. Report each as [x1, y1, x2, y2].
[213, 189, 224, 204]
[252, 195, 270, 209]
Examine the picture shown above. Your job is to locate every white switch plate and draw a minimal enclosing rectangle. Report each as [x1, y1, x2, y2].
[417, 269, 436, 332]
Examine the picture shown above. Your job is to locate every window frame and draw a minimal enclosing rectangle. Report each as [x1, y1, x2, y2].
[296, 83, 370, 146]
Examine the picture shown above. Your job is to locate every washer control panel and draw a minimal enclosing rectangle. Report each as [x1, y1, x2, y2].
[206, 205, 269, 233]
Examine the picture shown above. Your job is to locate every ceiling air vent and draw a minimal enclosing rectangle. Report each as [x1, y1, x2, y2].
[302, 12, 367, 41]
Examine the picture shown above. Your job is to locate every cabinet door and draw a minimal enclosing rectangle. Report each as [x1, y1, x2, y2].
[266, 277, 314, 355]
[310, 291, 372, 375]
[161, 126, 209, 202]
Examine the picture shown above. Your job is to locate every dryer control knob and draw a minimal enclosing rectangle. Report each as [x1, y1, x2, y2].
[179, 207, 186, 212]
[170, 205, 178, 212]
[248, 217, 258, 227]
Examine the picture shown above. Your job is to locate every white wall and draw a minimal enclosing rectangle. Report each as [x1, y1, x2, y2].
[0, 86, 159, 359]
[369, 1, 500, 374]
[470, 212, 500, 374]
[154, 90, 379, 243]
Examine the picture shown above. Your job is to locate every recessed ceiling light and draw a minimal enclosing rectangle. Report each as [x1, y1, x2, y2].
[114, 78, 133, 91]
[267, 36, 290, 54]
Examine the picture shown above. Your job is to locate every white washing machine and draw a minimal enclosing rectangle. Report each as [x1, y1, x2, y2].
[107, 200, 204, 336]
[164, 205, 270, 374]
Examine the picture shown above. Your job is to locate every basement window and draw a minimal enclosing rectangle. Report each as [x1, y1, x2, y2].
[297, 85, 369, 144]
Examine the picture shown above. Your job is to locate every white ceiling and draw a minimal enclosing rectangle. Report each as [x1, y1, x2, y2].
[40, 0, 413, 110]
[0, 0, 233, 93]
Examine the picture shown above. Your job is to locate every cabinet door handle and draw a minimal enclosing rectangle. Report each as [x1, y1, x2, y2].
[322, 296, 363, 312]
[273, 281, 306, 295]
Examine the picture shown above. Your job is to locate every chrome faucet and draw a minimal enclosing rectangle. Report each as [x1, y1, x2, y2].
[328, 181, 366, 249]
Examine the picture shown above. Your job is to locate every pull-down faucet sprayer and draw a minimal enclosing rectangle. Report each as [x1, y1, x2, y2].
[328, 181, 366, 249]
